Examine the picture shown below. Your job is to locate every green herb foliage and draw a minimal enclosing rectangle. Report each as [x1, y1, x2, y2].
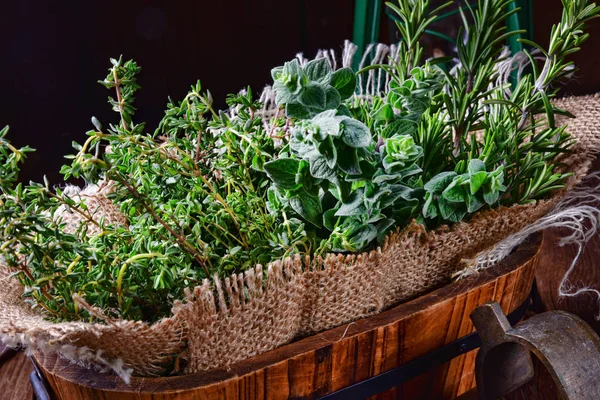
[0, 58, 306, 321]
[0, 0, 597, 323]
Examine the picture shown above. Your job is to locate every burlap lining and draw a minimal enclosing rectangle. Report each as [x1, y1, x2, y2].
[0, 94, 598, 377]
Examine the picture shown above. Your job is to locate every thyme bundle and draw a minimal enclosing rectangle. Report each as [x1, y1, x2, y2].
[0, 0, 597, 322]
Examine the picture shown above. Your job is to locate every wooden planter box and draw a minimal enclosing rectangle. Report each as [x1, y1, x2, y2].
[33, 233, 541, 400]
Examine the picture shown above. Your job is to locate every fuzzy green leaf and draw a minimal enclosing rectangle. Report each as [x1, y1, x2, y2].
[424, 171, 457, 193]
[374, 104, 395, 122]
[323, 208, 339, 230]
[299, 83, 326, 110]
[468, 159, 486, 175]
[469, 171, 487, 194]
[348, 224, 378, 249]
[312, 112, 341, 137]
[403, 97, 428, 114]
[341, 119, 372, 148]
[335, 189, 367, 216]
[304, 58, 332, 85]
[325, 86, 342, 110]
[330, 68, 357, 99]
[381, 119, 418, 138]
[263, 158, 301, 190]
[438, 197, 467, 222]
[318, 135, 337, 168]
[309, 153, 336, 180]
[337, 147, 362, 175]
[286, 103, 311, 119]
[289, 192, 323, 227]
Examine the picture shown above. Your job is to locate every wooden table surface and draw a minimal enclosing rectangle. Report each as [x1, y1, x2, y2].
[2, 159, 599, 399]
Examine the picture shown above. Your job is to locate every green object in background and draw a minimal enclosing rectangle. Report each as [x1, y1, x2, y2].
[352, 0, 534, 71]
[353, 0, 382, 70]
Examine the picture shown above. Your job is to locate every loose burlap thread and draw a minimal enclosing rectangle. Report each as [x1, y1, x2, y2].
[0, 93, 599, 380]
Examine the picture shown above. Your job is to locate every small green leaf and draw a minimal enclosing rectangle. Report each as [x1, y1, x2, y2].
[290, 134, 315, 158]
[423, 192, 438, 219]
[304, 58, 332, 85]
[373, 104, 394, 122]
[468, 159, 486, 175]
[483, 189, 500, 205]
[424, 171, 456, 193]
[323, 208, 340, 231]
[263, 158, 301, 190]
[274, 82, 297, 105]
[341, 119, 372, 148]
[271, 66, 284, 81]
[403, 97, 428, 114]
[91, 116, 103, 131]
[335, 189, 367, 216]
[379, 184, 413, 208]
[312, 112, 341, 137]
[347, 224, 377, 250]
[442, 180, 467, 203]
[286, 103, 311, 119]
[337, 147, 362, 175]
[466, 195, 485, 213]
[299, 83, 326, 110]
[325, 86, 341, 110]
[375, 218, 396, 242]
[438, 197, 466, 222]
[381, 119, 417, 138]
[309, 153, 336, 180]
[469, 171, 487, 194]
[330, 68, 357, 99]
[318, 135, 337, 168]
[289, 192, 323, 227]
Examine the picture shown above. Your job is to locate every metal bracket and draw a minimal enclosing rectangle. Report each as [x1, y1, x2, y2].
[29, 356, 52, 400]
[471, 302, 600, 399]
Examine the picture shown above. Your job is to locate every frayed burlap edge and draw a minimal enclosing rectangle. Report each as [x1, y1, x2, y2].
[0, 268, 186, 382]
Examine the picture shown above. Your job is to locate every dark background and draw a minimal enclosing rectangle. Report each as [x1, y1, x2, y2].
[0, 0, 598, 184]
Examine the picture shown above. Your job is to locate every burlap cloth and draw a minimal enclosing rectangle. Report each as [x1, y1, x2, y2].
[0, 94, 599, 378]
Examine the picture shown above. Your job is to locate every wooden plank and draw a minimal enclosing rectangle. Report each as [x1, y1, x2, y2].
[0, 346, 32, 400]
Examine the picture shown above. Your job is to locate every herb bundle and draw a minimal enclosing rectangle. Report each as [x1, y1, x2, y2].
[0, 0, 597, 323]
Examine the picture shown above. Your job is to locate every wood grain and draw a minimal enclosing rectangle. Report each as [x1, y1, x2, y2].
[0, 344, 33, 399]
[34, 233, 541, 400]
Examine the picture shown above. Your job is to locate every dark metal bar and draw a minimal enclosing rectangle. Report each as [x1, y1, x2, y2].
[29, 356, 52, 400]
[320, 296, 531, 400]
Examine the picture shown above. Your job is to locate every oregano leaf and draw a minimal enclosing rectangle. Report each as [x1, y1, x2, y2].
[330, 67, 357, 99]
[470, 171, 487, 194]
[335, 189, 367, 216]
[299, 83, 326, 110]
[381, 119, 418, 138]
[309, 153, 336, 180]
[263, 158, 301, 190]
[286, 103, 311, 119]
[325, 86, 342, 110]
[289, 192, 323, 227]
[341, 118, 372, 148]
[304, 58, 332, 85]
